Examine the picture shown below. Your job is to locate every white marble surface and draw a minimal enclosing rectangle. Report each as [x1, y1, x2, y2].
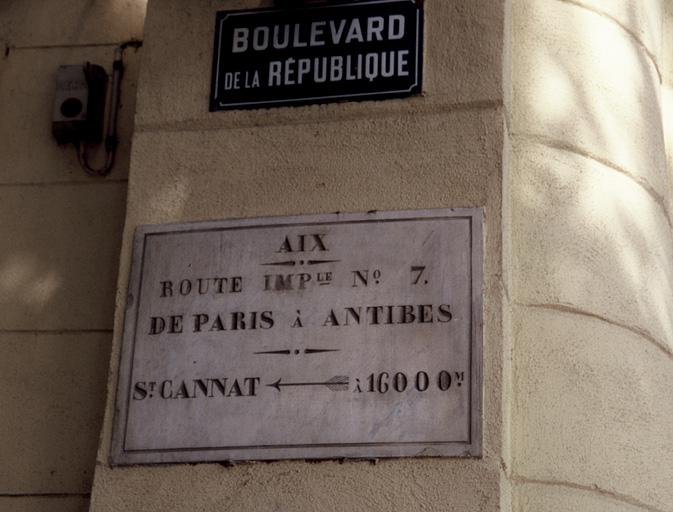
[111, 209, 482, 464]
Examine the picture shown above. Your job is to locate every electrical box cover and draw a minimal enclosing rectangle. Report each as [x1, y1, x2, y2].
[52, 64, 107, 145]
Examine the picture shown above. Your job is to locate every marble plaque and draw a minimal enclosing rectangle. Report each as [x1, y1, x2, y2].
[111, 209, 483, 465]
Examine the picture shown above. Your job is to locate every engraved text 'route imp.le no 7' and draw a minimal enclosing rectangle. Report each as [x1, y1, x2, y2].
[210, 0, 423, 110]
[111, 209, 483, 465]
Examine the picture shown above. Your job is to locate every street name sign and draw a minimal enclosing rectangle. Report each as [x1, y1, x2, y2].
[209, 0, 423, 111]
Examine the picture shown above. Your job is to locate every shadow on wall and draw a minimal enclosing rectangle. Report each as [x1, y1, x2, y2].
[512, 0, 673, 352]
[0, 0, 147, 498]
[0, 0, 148, 47]
[0, 253, 62, 308]
[0, 185, 127, 331]
[510, 0, 673, 509]
[662, 0, 673, 200]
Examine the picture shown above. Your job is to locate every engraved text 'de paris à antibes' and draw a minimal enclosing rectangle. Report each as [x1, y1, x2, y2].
[111, 209, 483, 465]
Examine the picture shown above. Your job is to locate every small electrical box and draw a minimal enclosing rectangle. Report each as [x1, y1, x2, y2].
[52, 63, 108, 145]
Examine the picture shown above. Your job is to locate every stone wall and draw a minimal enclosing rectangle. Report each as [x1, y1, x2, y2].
[0, 2, 146, 511]
[90, 1, 507, 510]
[506, 1, 673, 510]
[3, 0, 669, 510]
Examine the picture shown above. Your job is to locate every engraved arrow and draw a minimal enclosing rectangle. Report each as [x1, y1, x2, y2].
[267, 376, 349, 392]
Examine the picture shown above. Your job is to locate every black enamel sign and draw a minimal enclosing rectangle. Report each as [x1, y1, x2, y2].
[210, 0, 423, 111]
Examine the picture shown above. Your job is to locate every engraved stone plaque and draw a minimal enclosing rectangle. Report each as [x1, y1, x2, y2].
[111, 209, 483, 465]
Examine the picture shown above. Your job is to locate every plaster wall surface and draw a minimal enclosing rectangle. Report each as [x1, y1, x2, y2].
[507, 1, 673, 511]
[90, 0, 673, 510]
[90, 0, 507, 510]
[663, 1, 673, 203]
[0, 496, 90, 512]
[0, 1, 146, 510]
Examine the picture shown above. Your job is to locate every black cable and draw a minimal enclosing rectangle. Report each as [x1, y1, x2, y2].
[76, 139, 116, 177]
[77, 39, 142, 177]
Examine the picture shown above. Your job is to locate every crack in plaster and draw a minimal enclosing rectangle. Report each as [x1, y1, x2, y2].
[510, 474, 669, 512]
[498, 273, 512, 304]
[557, 0, 663, 84]
[512, 133, 673, 232]
[518, 302, 673, 364]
